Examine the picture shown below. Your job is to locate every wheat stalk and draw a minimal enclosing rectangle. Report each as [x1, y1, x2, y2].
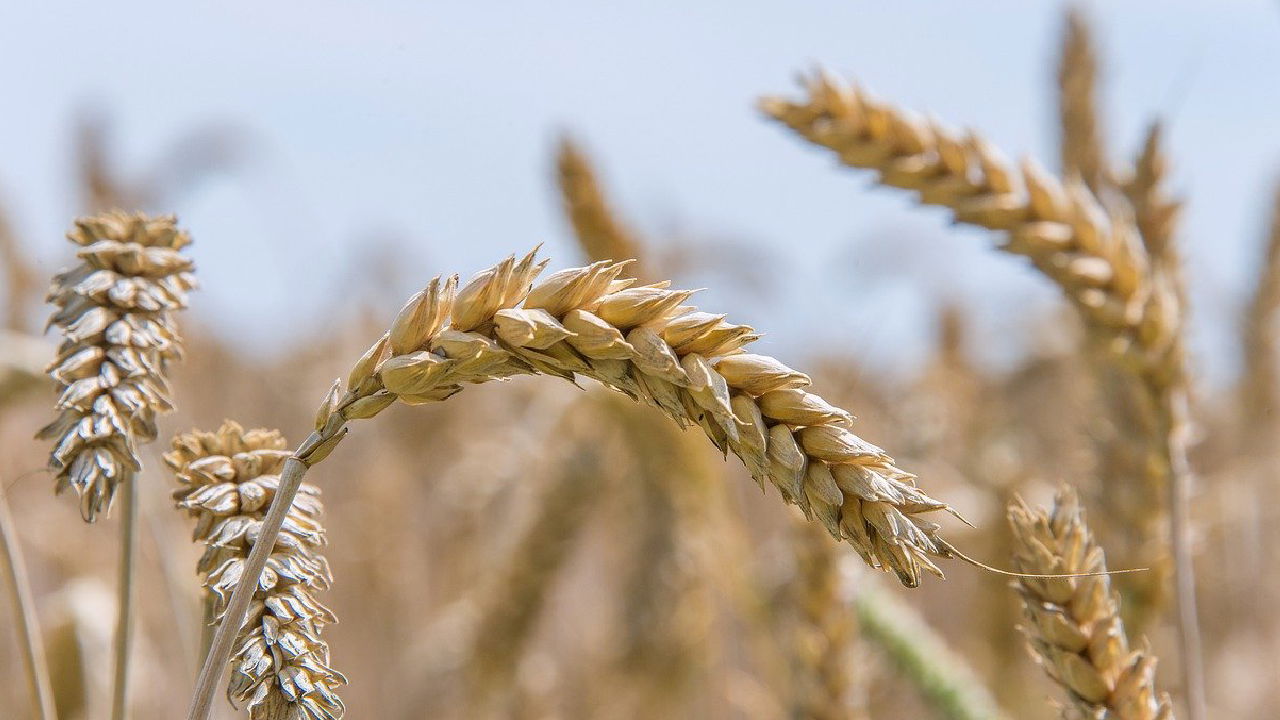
[0, 483, 58, 720]
[1008, 488, 1174, 719]
[1057, 7, 1110, 195]
[188, 247, 962, 719]
[855, 582, 1009, 720]
[167, 421, 345, 720]
[761, 74, 1205, 720]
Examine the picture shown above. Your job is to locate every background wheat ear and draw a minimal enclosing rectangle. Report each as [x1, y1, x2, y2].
[166, 420, 345, 720]
[1008, 487, 1174, 720]
[39, 211, 195, 521]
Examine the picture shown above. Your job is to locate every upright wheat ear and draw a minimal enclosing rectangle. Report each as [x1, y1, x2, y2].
[556, 137, 644, 272]
[189, 248, 963, 720]
[38, 212, 195, 521]
[1008, 488, 1174, 720]
[1057, 7, 1109, 195]
[167, 421, 345, 720]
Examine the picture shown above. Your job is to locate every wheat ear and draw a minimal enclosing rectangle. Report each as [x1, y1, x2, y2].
[38, 212, 195, 520]
[556, 136, 645, 272]
[189, 247, 962, 720]
[465, 443, 605, 710]
[168, 421, 345, 720]
[1240, 180, 1280, 434]
[1008, 488, 1174, 720]
[788, 521, 859, 720]
[762, 74, 1205, 720]
[1057, 7, 1110, 195]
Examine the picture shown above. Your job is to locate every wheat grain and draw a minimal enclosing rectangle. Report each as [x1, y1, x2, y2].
[38, 211, 195, 521]
[167, 421, 345, 720]
[1058, 7, 1110, 195]
[1008, 488, 1174, 720]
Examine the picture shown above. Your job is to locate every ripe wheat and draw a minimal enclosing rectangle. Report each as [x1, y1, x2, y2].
[1008, 488, 1173, 720]
[787, 522, 858, 720]
[167, 421, 345, 720]
[1058, 8, 1109, 195]
[191, 247, 964, 719]
[38, 212, 195, 521]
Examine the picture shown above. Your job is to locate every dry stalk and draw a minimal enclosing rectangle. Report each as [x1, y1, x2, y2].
[855, 582, 1009, 720]
[1008, 488, 1174, 719]
[167, 421, 345, 720]
[189, 247, 963, 720]
[1240, 180, 1280, 435]
[762, 74, 1205, 720]
[556, 137, 645, 272]
[787, 521, 859, 720]
[465, 442, 606, 711]
[1058, 7, 1110, 195]
[0, 483, 58, 720]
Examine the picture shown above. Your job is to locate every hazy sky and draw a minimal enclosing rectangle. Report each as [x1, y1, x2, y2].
[1, 1, 1277, 385]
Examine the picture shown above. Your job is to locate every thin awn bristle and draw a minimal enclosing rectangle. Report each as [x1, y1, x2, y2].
[166, 421, 345, 720]
[1007, 488, 1174, 720]
[38, 211, 195, 521]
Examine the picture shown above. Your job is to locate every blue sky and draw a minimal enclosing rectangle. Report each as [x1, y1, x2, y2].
[1, 1, 1277, 385]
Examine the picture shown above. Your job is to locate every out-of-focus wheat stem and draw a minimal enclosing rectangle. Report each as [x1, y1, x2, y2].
[1241, 181, 1280, 434]
[1057, 7, 1109, 195]
[109, 474, 138, 720]
[855, 583, 1009, 720]
[0, 484, 58, 720]
[763, 75, 1205, 720]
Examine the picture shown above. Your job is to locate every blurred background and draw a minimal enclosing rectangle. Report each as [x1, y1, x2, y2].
[2, 1, 1279, 718]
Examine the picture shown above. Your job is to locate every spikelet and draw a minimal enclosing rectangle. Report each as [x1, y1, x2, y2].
[38, 212, 195, 521]
[166, 421, 345, 720]
[331, 249, 959, 587]
[1008, 488, 1174, 720]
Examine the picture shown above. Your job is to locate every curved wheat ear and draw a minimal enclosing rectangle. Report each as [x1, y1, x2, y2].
[788, 522, 858, 720]
[190, 248, 962, 720]
[763, 72, 1206, 719]
[1008, 488, 1174, 720]
[167, 421, 345, 720]
[556, 137, 645, 272]
[37, 212, 195, 521]
[1057, 7, 1110, 195]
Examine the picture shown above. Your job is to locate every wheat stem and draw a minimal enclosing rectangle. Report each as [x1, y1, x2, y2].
[109, 472, 138, 720]
[855, 583, 1009, 720]
[0, 483, 58, 720]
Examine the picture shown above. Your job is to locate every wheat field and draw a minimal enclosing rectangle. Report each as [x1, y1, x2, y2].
[1, 6, 1277, 720]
